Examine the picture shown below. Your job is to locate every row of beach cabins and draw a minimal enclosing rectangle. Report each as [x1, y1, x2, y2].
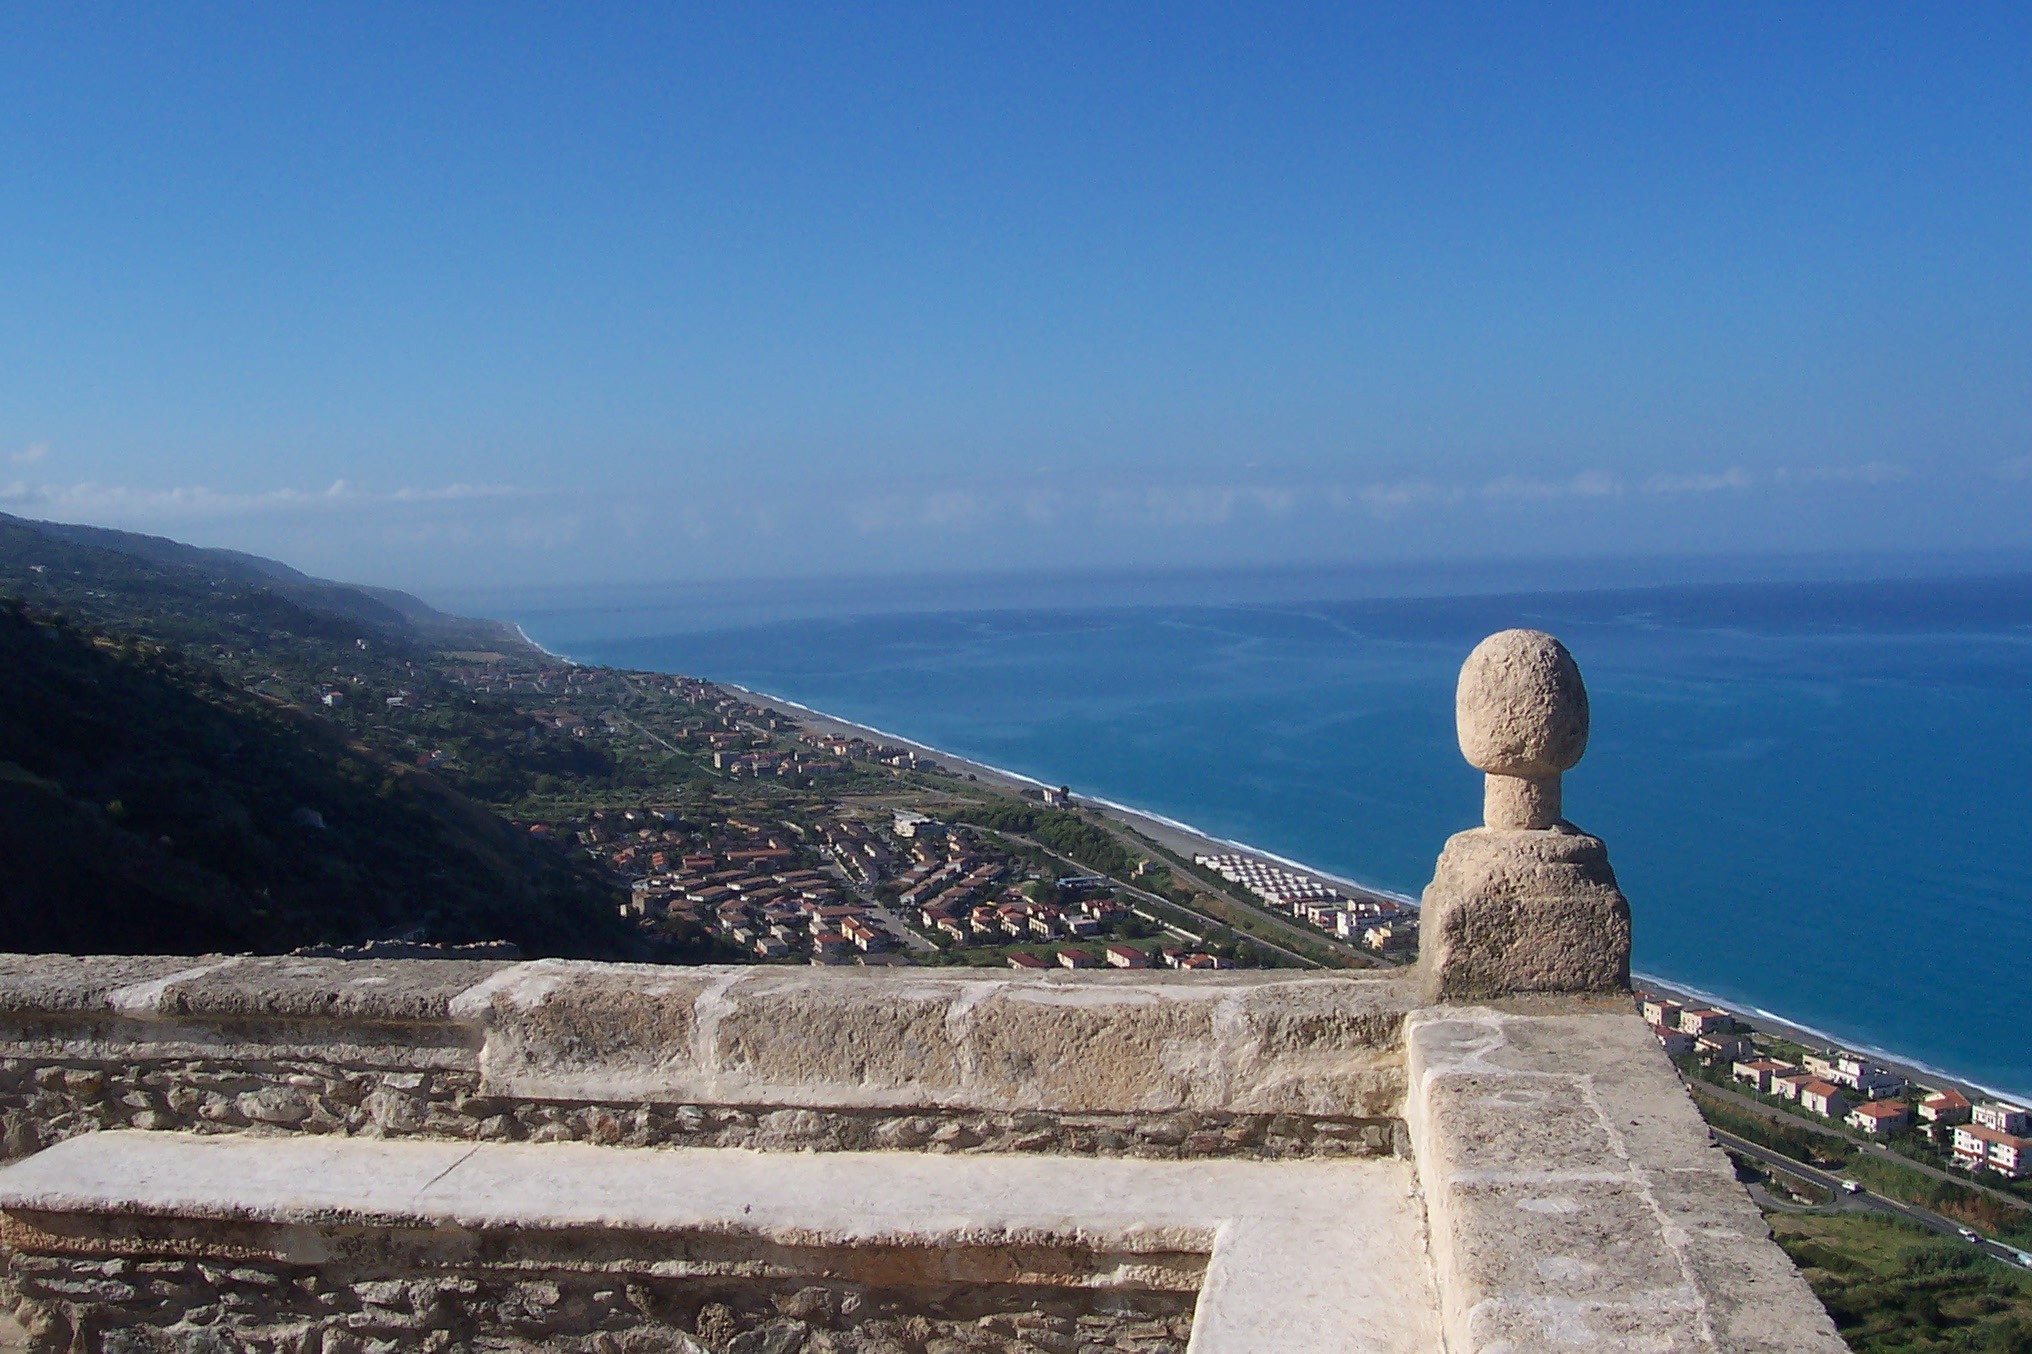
[1192, 854, 1418, 955]
[1641, 992, 2032, 1180]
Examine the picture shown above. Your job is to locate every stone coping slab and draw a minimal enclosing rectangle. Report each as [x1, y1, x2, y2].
[0, 956, 1418, 1118]
[0, 1130, 1440, 1353]
[0, 955, 513, 1025]
[459, 961, 1416, 1116]
[0, 956, 222, 1016]
[1405, 1002, 1845, 1353]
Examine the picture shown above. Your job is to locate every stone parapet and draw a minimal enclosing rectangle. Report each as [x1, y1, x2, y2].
[0, 956, 1416, 1165]
[460, 960, 1412, 1116]
[1404, 1000, 1846, 1353]
[0, 954, 1853, 1352]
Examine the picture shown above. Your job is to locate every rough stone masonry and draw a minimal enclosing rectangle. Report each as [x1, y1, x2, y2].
[1418, 628, 1633, 1003]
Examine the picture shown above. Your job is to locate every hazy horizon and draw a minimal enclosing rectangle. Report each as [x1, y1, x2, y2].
[5, 7, 2030, 589]
[427, 544, 2032, 638]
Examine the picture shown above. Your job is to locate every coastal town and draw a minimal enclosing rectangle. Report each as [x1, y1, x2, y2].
[425, 658, 1371, 972]
[1642, 990, 2032, 1189]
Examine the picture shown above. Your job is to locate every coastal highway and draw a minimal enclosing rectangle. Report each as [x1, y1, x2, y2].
[983, 820, 1399, 972]
[984, 827, 1333, 970]
[1696, 1080, 2032, 1216]
[1713, 1128, 2031, 1269]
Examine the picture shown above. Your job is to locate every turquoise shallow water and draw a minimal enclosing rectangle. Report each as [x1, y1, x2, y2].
[496, 573, 2032, 1097]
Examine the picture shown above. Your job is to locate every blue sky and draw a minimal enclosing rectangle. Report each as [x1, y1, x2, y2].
[3, 4, 2029, 588]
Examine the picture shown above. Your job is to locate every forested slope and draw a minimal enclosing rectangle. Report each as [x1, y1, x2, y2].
[0, 518, 635, 958]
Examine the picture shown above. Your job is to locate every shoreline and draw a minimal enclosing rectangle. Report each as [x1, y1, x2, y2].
[743, 682, 2028, 1103]
[504, 620, 2020, 1106]
[728, 683, 1415, 909]
[1634, 972, 2030, 1106]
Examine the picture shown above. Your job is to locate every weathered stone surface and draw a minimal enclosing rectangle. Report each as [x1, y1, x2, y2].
[1406, 1004, 1846, 1354]
[1455, 629, 1589, 780]
[1, 1252, 1189, 1353]
[0, 1051, 1394, 1165]
[713, 970, 969, 1101]
[0, 955, 228, 1015]
[140, 956, 513, 1023]
[464, 962, 1412, 1117]
[1418, 827, 1630, 1001]
[0, 1130, 1439, 1354]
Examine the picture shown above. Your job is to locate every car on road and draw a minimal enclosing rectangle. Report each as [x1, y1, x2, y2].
[1959, 1227, 1982, 1242]
[1840, 1180, 1863, 1195]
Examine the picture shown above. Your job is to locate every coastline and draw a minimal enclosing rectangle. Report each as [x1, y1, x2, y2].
[1634, 972, 2030, 1106]
[734, 682, 2027, 1103]
[501, 615, 2021, 1106]
[727, 683, 1415, 909]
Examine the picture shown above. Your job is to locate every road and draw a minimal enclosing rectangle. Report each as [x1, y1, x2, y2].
[1065, 815, 1396, 970]
[1713, 1128, 2030, 1269]
[607, 700, 686, 758]
[989, 829, 1332, 970]
[818, 853, 936, 954]
[1696, 1079, 2032, 1214]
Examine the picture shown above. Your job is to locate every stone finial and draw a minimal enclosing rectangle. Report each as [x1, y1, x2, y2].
[1456, 629, 1587, 831]
[1418, 629, 1630, 1002]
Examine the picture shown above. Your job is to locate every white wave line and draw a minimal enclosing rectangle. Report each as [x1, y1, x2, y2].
[512, 623, 577, 665]
[1633, 970, 2031, 1103]
[738, 687, 1417, 905]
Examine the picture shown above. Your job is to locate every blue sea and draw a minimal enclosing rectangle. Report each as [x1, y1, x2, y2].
[452, 564, 2032, 1098]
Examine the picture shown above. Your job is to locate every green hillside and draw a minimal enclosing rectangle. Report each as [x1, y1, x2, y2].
[0, 517, 637, 958]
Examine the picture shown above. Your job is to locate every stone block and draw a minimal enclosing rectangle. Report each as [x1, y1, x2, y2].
[461, 961, 1413, 1117]
[0, 955, 224, 1014]
[138, 957, 513, 1023]
[1418, 827, 1630, 1001]
[1406, 1005, 1845, 1354]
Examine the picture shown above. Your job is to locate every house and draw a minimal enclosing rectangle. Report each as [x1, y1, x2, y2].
[892, 810, 936, 839]
[1007, 952, 1050, 971]
[1027, 909, 1065, 940]
[1731, 1060, 1795, 1095]
[839, 916, 888, 953]
[1918, 1089, 1972, 1124]
[1104, 945, 1150, 970]
[1178, 953, 1230, 971]
[1797, 1081, 1849, 1119]
[1057, 948, 1097, 969]
[1362, 924, 1416, 954]
[1677, 1008, 1733, 1037]
[1696, 1034, 1754, 1063]
[1771, 1073, 1815, 1102]
[1650, 1024, 1695, 1056]
[1847, 1101, 1911, 1135]
[1953, 1124, 2032, 1179]
[1804, 1053, 1904, 1099]
[1973, 1103, 2032, 1135]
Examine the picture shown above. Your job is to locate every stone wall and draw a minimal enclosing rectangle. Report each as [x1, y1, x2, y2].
[0, 954, 1847, 1354]
[0, 956, 1412, 1169]
[6, 1257, 1197, 1354]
